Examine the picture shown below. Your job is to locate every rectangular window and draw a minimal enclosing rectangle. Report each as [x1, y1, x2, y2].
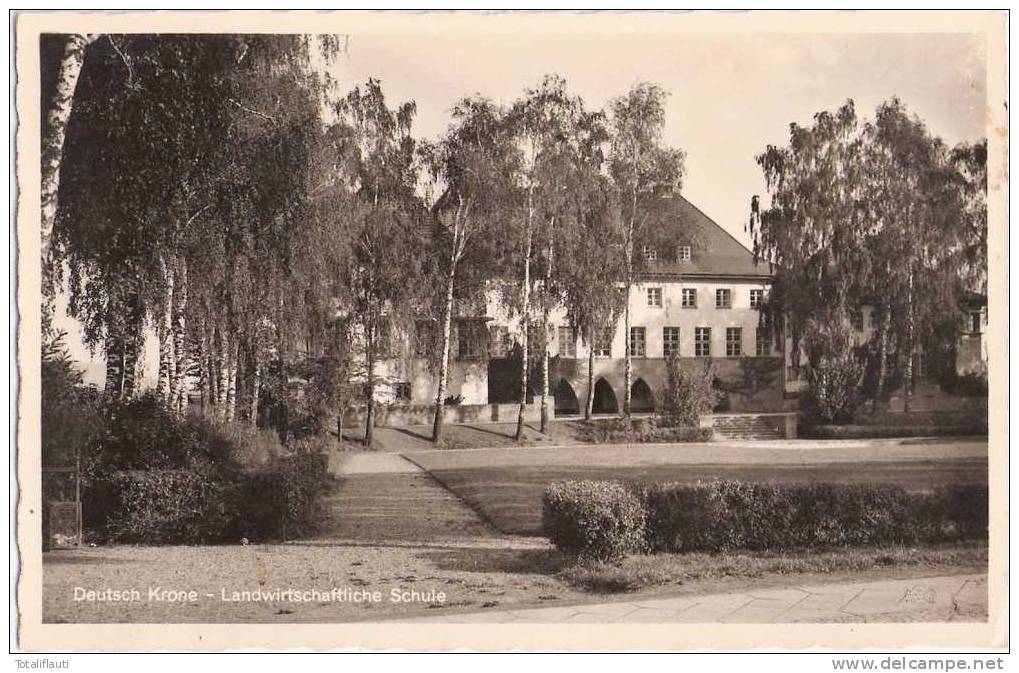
[750, 289, 765, 308]
[913, 351, 927, 380]
[970, 312, 982, 334]
[629, 327, 646, 358]
[374, 324, 392, 358]
[677, 245, 692, 261]
[394, 382, 412, 401]
[850, 310, 864, 331]
[682, 288, 697, 308]
[414, 320, 434, 358]
[488, 325, 510, 358]
[643, 245, 657, 262]
[663, 327, 681, 357]
[646, 287, 662, 307]
[715, 288, 732, 309]
[755, 328, 771, 357]
[593, 326, 613, 357]
[726, 327, 742, 357]
[557, 326, 576, 357]
[695, 327, 711, 357]
[457, 320, 486, 359]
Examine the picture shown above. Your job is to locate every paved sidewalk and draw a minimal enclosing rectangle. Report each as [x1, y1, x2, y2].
[389, 573, 987, 623]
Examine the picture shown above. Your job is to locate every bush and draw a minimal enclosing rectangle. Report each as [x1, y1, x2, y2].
[644, 481, 987, 553]
[235, 451, 330, 540]
[574, 417, 713, 444]
[941, 373, 989, 398]
[660, 355, 718, 427]
[82, 394, 330, 544]
[542, 480, 647, 561]
[803, 424, 987, 439]
[98, 469, 235, 544]
[544, 480, 988, 558]
[41, 330, 102, 469]
[802, 317, 864, 424]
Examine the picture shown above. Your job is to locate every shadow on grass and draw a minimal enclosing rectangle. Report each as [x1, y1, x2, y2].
[388, 426, 432, 442]
[461, 424, 516, 441]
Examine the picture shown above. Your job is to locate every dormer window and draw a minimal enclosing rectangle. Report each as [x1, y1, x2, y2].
[643, 245, 658, 262]
[677, 246, 691, 261]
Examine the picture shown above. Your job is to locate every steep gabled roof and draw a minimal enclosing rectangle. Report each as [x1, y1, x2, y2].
[644, 194, 774, 280]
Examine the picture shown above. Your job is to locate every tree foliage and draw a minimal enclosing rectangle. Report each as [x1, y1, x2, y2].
[753, 98, 986, 407]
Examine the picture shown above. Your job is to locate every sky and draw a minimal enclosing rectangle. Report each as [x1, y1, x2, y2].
[56, 28, 989, 387]
[327, 31, 987, 249]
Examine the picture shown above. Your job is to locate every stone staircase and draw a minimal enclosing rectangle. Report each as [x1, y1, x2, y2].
[711, 414, 786, 440]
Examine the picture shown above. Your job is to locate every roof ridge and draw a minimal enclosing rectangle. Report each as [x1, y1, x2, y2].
[676, 192, 759, 258]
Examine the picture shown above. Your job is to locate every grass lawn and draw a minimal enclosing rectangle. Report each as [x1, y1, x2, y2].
[365, 419, 602, 452]
[406, 440, 988, 535]
[43, 540, 986, 623]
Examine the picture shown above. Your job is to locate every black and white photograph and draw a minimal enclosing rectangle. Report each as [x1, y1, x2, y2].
[13, 9, 1007, 654]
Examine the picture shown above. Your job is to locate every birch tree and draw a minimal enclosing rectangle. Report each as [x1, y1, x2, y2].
[331, 79, 428, 445]
[607, 83, 685, 417]
[420, 97, 517, 443]
[40, 33, 94, 332]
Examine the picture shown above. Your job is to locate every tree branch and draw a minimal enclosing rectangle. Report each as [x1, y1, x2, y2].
[228, 98, 276, 123]
[106, 35, 135, 87]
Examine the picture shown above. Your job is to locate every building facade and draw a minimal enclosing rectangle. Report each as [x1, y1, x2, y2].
[369, 195, 788, 418]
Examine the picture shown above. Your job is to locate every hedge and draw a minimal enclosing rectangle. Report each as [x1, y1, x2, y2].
[543, 479, 988, 558]
[80, 394, 332, 545]
[98, 469, 235, 544]
[542, 480, 647, 561]
[576, 417, 713, 444]
[88, 453, 329, 545]
[803, 424, 987, 439]
[234, 452, 330, 540]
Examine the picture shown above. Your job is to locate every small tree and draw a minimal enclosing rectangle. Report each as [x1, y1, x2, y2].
[659, 354, 718, 428]
[802, 317, 864, 424]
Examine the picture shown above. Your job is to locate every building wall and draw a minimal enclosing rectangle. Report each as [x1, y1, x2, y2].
[371, 276, 785, 414]
[956, 306, 988, 377]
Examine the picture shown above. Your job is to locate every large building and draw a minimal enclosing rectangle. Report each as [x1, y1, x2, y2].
[368, 195, 788, 420]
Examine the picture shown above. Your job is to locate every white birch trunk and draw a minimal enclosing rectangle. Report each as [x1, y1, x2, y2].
[41, 35, 93, 284]
[170, 261, 189, 414]
[432, 266, 456, 443]
[515, 228, 532, 442]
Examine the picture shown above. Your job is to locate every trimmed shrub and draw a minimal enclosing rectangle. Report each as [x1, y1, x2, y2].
[99, 469, 235, 544]
[82, 394, 330, 544]
[941, 373, 989, 398]
[542, 480, 647, 561]
[235, 452, 330, 540]
[644, 481, 987, 553]
[575, 417, 713, 444]
[803, 424, 987, 439]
